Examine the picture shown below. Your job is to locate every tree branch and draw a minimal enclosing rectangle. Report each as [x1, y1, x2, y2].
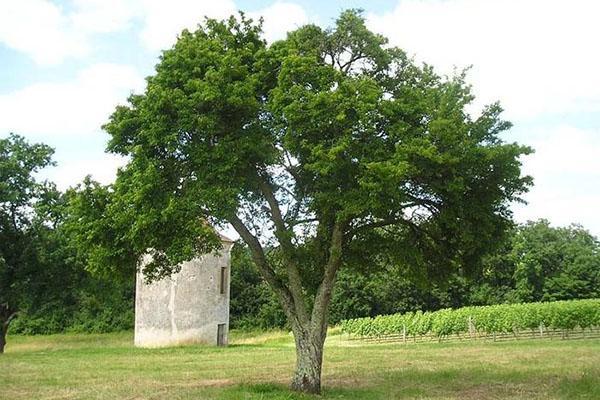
[227, 214, 297, 320]
[4, 312, 17, 331]
[310, 220, 344, 338]
[282, 151, 301, 183]
[348, 216, 405, 238]
[258, 178, 310, 325]
[347, 214, 437, 244]
[404, 192, 442, 215]
[6, 312, 17, 325]
[340, 52, 365, 73]
[290, 217, 318, 227]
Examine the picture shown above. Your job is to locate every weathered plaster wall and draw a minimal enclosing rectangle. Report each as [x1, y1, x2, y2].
[134, 240, 232, 348]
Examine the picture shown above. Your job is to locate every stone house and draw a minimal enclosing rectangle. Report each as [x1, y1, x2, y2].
[134, 234, 233, 347]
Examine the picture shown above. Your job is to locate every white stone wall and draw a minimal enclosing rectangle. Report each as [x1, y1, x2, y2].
[134, 240, 232, 348]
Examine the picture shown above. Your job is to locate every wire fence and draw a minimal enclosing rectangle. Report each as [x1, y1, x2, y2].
[345, 325, 600, 344]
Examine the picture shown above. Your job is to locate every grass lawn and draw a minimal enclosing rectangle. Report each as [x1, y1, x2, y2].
[1, 330, 599, 399]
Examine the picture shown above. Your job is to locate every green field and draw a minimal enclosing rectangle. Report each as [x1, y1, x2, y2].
[1, 330, 599, 399]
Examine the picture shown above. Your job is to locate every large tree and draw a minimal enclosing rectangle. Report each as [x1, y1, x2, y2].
[92, 11, 531, 393]
[0, 134, 55, 353]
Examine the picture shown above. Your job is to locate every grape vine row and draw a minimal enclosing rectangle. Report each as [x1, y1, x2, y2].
[340, 299, 600, 339]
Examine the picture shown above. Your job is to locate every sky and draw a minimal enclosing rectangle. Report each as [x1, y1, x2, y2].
[1, 0, 599, 236]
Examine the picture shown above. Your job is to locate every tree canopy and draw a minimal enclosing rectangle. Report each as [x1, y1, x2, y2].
[76, 10, 532, 393]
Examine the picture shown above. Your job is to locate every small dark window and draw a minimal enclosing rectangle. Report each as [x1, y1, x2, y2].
[219, 267, 227, 294]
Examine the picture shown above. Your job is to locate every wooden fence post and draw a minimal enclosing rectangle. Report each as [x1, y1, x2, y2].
[468, 315, 475, 339]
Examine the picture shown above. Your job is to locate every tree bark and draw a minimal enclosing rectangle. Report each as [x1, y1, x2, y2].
[0, 311, 17, 354]
[0, 319, 10, 354]
[291, 326, 326, 394]
[0, 322, 6, 354]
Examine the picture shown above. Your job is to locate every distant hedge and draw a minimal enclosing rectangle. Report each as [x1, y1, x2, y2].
[340, 299, 600, 338]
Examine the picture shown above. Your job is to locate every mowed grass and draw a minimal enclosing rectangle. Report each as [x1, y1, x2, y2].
[1, 330, 599, 399]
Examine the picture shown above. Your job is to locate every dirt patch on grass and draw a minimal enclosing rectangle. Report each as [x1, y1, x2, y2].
[161, 378, 234, 389]
[458, 384, 503, 399]
[457, 383, 544, 400]
[326, 376, 372, 389]
[191, 378, 233, 387]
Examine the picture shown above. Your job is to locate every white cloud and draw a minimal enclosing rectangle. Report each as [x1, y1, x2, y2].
[249, 2, 309, 43]
[71, 0, 310, 51]
[0, 1, 312, 63]
[0, 62, 143, 189]
[44, 153, 129, 191]
[367, 0, 600, 120]
[0, 0, 238, 63]
[69, 0, 138, 33]
[0, 0, 139, 65]
[137, 0, 311, 50]
[512, 125, 600, 236]
[0, 63, 144, 137]
[0, 0, 88, 65]
[138, 0, 237, 51]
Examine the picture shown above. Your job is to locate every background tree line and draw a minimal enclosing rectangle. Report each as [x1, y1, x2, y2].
[9, 217, 600, 335]
[1, 135, 132, 344]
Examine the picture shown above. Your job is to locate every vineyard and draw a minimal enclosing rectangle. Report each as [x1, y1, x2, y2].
[340, 299, 600, 343]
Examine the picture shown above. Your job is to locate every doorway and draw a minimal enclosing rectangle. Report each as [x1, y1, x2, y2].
[217, 323, 226, 346]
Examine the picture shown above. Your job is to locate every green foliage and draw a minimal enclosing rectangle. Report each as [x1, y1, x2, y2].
[341, 299, 600, 338]
[95, 9, 532, 289]
[0, 134, 135, 337]
[230, 245, 286, 330]
[9, 272, 134, 335]
[0, 134, 56, 336]
[66, 279, 134, 334]
[329, 268, 470, 324]
[232, 220, 600, 329]
[7, 198, 135, 336]
[476, 220, 600, 304]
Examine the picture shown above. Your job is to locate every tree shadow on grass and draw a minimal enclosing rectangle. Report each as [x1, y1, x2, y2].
[217, 383, 382, 400]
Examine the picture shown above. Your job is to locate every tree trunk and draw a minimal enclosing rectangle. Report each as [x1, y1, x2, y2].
[289, 222, 343, 394]
[0, 320, 7, 354]
[291, 328, 326, 394]
[0, 311, 16, 354]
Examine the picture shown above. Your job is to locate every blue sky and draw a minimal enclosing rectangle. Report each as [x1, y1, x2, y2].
[1, 0, 599, 235]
